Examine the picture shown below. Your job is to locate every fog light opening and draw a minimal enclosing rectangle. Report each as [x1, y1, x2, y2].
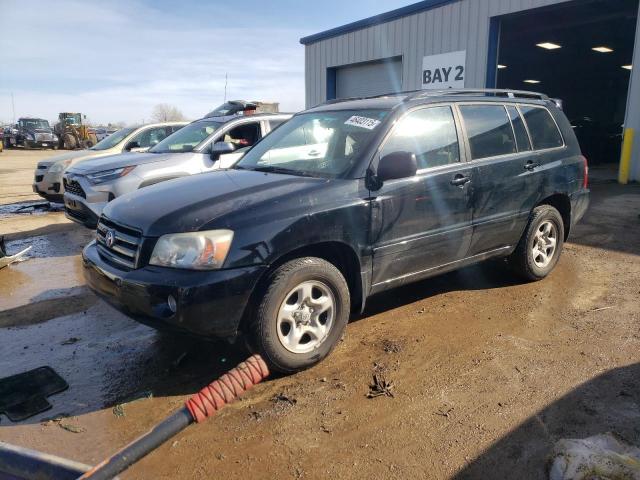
[167, 294, 177, 313]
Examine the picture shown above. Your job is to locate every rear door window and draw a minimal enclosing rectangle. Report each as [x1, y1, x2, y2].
[459, 105, 517, 160]
[381, 106, 460, 170]
[506, 106, 532, 152]
[132, 127, 171, 148]
[519, 106, 564, 150]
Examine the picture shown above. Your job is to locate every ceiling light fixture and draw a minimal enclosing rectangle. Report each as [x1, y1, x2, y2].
[592, 46, 613, 53]
[536, 42, 561, 50]
[622, 65, 632, 70]
[524, 80, 541, 84]
[497, 64, 507, 69]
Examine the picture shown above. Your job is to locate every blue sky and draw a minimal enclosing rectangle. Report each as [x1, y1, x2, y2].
[0, 0, 412, 125]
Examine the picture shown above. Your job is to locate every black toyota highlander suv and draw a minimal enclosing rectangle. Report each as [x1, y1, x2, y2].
[83, 89, 590, 372]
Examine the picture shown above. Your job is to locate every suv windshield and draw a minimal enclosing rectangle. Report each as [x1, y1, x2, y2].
[90, 127, 136, 151]
[149, 120, 222, 153]
[236, 110, 388, 178]
[21, 119, 50, 130]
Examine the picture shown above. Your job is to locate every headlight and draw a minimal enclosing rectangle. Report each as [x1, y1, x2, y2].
[149, 230, 234, 270]
[86, 166, 136, 185]
[49, 159, 72, 173]
[52, 134, 58, 140]
[25, 133, 35, 140]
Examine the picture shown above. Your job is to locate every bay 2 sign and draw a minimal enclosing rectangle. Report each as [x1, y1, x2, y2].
[422, 50, 466, 89]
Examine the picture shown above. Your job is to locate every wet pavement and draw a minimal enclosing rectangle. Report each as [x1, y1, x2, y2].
[1, 149, 639, 479]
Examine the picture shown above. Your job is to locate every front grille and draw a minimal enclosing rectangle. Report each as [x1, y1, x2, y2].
[96, 218, 142, 270]
[35, 175, 44, 182]
[37, 165, 48, 170]
[63, 178, 86, 198]
[35, 133, 53, 142]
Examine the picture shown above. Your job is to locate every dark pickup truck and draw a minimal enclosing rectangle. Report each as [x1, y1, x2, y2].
[3, 118, 58, 149]
[82, 89, 589, 373]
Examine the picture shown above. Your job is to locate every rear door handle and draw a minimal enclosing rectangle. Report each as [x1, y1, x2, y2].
[450, 174, 471, 187]
[524, 160, 541, 171]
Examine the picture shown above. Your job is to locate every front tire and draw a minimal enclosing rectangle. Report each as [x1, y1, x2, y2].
[63, 133, 77, 150]
[249, 257, 350, 373]
[509, 205, 564, 281]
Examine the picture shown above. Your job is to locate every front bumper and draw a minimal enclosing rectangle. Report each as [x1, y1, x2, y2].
[82, 241, 267, 338]
[31, 141, 55, 148]
[32, 183, 63, 203]
[62, 173, 123, 228]
[33, 168, 64, 203]
[64, 193, 101, 228]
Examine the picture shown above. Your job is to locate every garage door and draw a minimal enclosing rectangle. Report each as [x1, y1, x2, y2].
[336, 58, 403, 99]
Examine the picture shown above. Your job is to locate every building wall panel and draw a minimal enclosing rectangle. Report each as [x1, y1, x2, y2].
[304, 0, 573, 107]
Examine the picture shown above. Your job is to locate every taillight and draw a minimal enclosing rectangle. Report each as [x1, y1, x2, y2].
[581, 155, 589, 189]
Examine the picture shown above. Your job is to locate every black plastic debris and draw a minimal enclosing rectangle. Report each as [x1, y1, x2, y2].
[0, 367, 68, 422]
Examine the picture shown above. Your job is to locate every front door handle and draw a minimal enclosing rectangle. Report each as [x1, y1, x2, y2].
[524, 160, 541, 171]
[450, 174, 471, 187]
[308, 150, 321, 157]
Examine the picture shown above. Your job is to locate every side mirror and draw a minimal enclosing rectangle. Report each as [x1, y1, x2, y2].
[125, 140, 141, 151]
[210, 141, 236, 160]
[377, 151, 418, 182]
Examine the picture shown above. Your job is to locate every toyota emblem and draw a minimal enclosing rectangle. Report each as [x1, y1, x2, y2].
[105, 229, 115, 248]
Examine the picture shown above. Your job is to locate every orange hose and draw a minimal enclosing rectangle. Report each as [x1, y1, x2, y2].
[185, 355, 269, 423]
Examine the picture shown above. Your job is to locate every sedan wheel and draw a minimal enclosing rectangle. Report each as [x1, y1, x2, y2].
[277, 280, 335, 354]
[509, 204, 565, 281]
[531, 220, 558, 268]
[250, 257, 350, 373]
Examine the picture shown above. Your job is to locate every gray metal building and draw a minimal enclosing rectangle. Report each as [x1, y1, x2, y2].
[301, 0, 640, 182]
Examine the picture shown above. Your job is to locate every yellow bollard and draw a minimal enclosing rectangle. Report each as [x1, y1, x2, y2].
[618, 128, 634, 184]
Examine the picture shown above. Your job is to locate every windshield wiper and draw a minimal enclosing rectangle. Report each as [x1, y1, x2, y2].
[249, 166, 316, 177]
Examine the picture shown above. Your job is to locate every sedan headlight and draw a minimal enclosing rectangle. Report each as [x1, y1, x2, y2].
[49, 159, 72, 173]
[86, 166, 136, 185]
[149, 230, 234, 270]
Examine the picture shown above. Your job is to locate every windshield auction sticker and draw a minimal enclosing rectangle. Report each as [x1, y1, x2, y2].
[344, 116, 381, 130]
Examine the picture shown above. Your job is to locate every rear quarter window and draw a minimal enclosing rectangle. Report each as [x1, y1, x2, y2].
[520, 106, 564, 150]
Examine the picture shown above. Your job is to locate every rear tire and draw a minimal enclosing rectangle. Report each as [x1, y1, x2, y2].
[249, 257, 350, 373]
[509, 205, 564, 281]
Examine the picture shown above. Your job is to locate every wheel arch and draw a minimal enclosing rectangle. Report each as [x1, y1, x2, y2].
[239, 241, 364, 333]
[537, 193, 571, 240]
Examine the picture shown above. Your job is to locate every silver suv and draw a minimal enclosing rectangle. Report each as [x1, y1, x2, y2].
[63, 112, 292, 227]
[33, 122, 187, 202]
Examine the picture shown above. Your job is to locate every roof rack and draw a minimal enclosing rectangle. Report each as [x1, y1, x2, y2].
[317, 91, 411, 107]
[314, 88, 552, 108]
[405, 88, 549, 102]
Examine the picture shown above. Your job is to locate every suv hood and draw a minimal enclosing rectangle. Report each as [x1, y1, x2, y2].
[103, 169, 329, 237]
[68, 151, 179, 174]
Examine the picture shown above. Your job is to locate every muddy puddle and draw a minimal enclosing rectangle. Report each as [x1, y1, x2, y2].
[0, 201, 64, 219]
[0, 301, 244, 422]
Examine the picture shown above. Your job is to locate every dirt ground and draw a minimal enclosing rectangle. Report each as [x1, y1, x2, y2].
[0, 149, 639, 479]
